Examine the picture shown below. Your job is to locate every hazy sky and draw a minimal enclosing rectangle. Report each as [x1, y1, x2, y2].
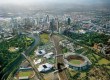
[0, 0, 110, 5]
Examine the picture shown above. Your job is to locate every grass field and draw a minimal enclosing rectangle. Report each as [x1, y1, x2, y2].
[26, 37, 32, 41]
[40, 33, 49, 44]
[69, 60, 83, 65]
[106, 66, 110, 69]
[98, 59, 110, 65]
[18, 71, 34, 77]
[80, 72, 86, 78]
[69, 68, 78, 76]
[8, 47, 18, 52]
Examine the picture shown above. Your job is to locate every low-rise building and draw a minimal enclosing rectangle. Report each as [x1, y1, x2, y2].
[35, 49, 46, 56]
[38, 63, 53, 72]
[44, 52, 54, 59]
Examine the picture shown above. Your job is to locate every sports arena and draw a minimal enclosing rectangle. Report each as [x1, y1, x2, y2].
[64, 53, 91, 70]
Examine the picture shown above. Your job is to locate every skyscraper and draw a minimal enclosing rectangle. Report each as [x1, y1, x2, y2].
[46, 15, 49, 23]
[55, 18, 59, 31]
[50, 19, 55, 33]
[67, 18, 71, 25]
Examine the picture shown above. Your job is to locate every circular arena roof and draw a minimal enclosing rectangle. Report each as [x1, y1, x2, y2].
[64, 53, 88, 67]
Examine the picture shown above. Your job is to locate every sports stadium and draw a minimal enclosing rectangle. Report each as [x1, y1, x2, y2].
[64, 53, 91, 70]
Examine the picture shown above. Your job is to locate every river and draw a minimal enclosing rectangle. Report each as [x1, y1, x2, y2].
[1, 33, 40, 80]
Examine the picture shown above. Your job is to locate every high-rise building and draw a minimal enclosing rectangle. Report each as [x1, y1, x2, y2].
[45, 15, 50, 30]
[46, 15, 49, 23]
[55, 18, 59, 31]
[67, 18, 71, 25]
[50, 19, 55, 33]
[10, 18, 18, 35]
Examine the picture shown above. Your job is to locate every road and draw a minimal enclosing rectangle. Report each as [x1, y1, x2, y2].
[21, 53, 44, 80]
[51, 35, 69, 80]
[21, 34, 45, 80]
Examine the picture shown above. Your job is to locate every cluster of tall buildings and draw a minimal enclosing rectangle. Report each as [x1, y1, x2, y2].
[0, 14, 72, 40]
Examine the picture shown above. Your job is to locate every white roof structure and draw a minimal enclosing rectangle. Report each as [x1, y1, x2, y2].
[15, 48, 19, 50]
[34, 59, 41, 65]
[19, 67, 32, 70]
[35, 50, 46, 56]
[44, 52, 54, 59]
[38, 63, 53, 72]
[19, 76, 28, 79]
[78, 30, 86, 34]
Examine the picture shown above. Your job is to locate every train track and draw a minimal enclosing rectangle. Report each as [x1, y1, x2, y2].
[51, 35, 69, 80]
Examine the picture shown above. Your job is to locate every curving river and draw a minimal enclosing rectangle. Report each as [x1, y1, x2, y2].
[1, 33, 40, 80]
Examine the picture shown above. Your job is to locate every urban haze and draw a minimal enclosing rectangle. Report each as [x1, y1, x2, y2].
[0, 0, 110, 80]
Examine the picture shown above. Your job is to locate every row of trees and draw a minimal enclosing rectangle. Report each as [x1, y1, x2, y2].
[63, 30, 109, 46]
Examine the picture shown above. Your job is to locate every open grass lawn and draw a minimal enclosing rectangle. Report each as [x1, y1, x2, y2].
[89, 77, 96, 80]
[8, 47, 18, 52]
[69, 60, 83, 65]
[69, 68, 78, 76]
[108, 71, 110, 75]
[40, 33, 49, 44]
[19, 71, 34, 77]
[98, 59, 110, 65]
[80, 72, 86, 78]
[26, 37, 32, 41]
[106, 66, 110, 69]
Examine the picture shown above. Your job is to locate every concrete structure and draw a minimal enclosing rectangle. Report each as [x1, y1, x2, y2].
[34, 59, 42, 65]
[44, 52, 54, 59]
[19, 76, 29, 80]
[38, 63, 53, 72]
[35, 50, 46, 56]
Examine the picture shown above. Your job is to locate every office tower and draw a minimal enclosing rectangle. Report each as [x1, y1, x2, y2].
[50, 19, 55, 33]
[55, 18, 59, 31]
[46, 15, 49, 23]
[67, 18, 71, 25]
